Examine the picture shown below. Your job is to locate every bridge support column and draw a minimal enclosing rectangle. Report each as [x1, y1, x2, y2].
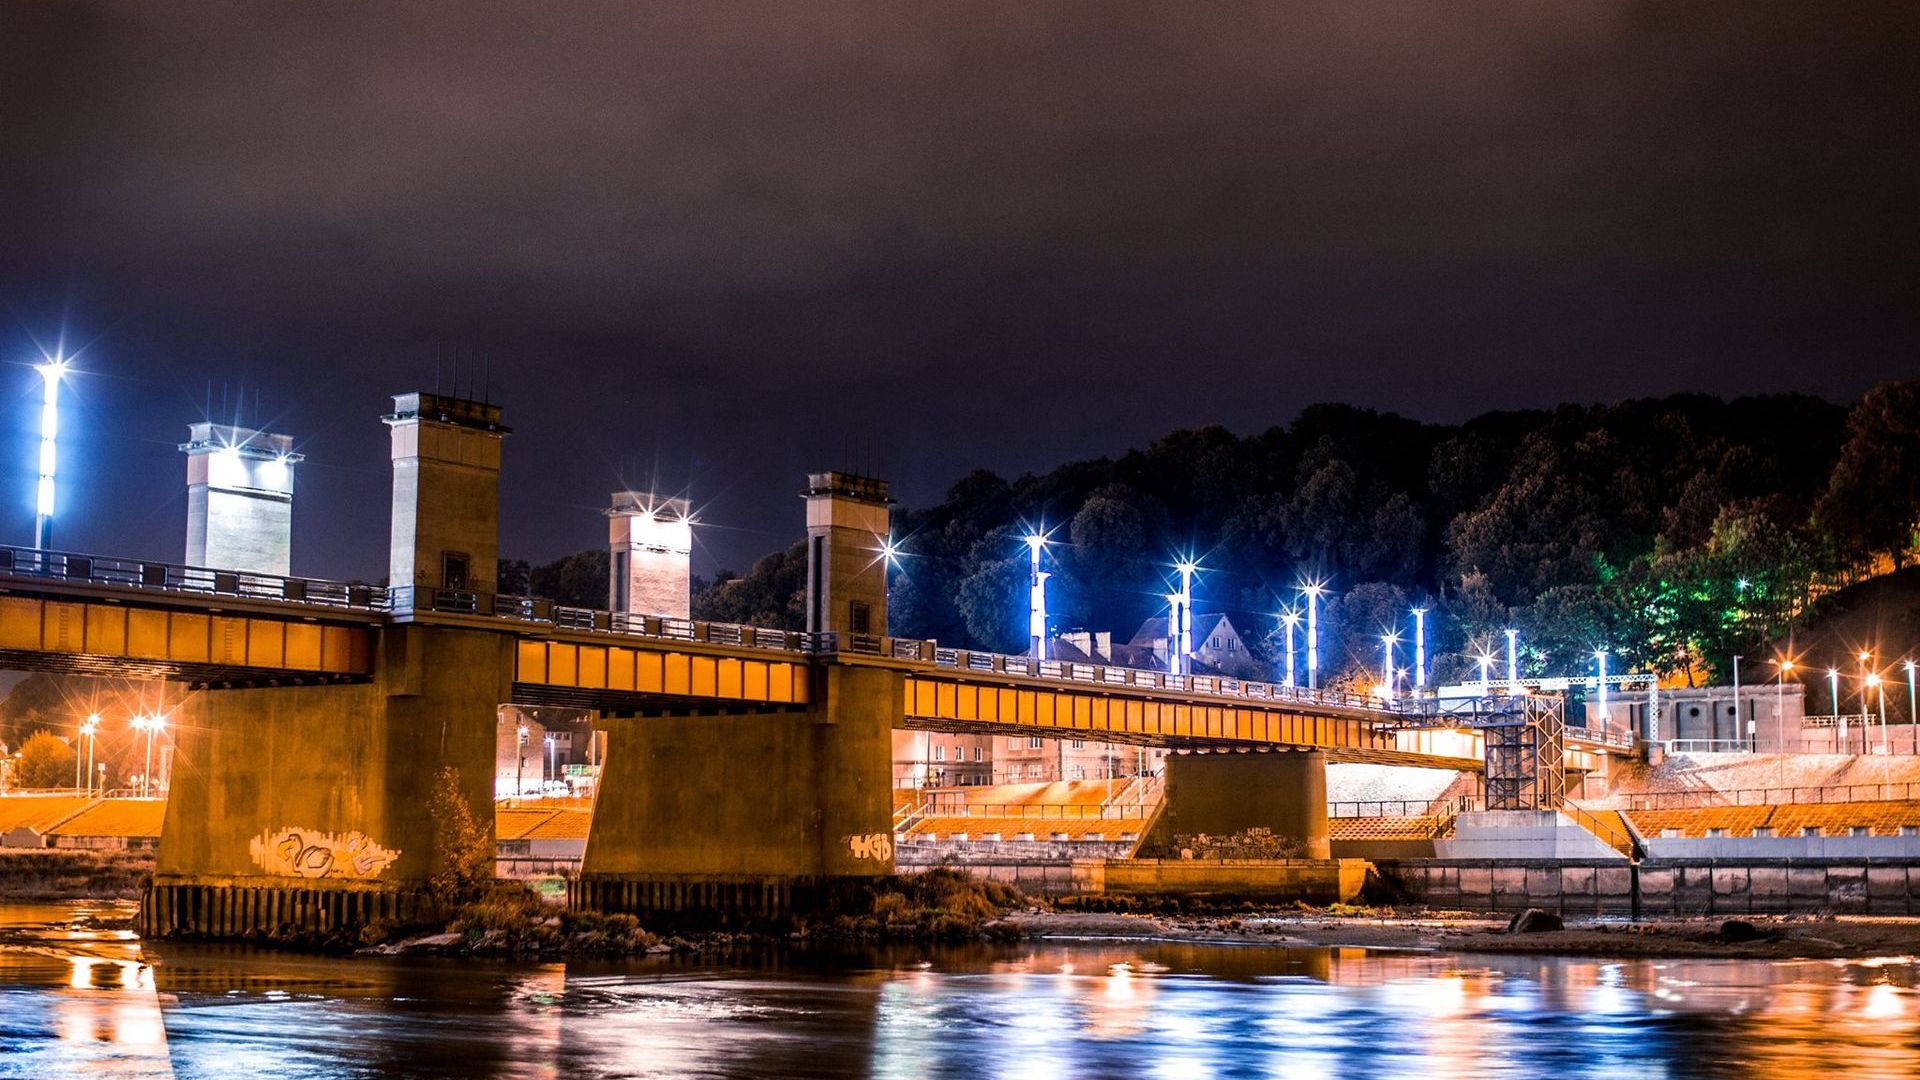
[143, 624, 512, 939]
[1141, 750, 1330, 860]
[574, 664, 898, 924]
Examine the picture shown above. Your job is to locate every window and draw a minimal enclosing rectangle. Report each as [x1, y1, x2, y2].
[1706, 828, 1727, 838]
[1851, 826, 1871, 837]
[1661, 828, 1682, 838]
[849, 601, 872, 635]
[1070, 766, 1085, 779]
[1901, 826, 1919, 837]
[933, 745, 945, 761]
[1028, 737, 1044, 749]
[952, 745, 964, 761]
[974, 747, 984, 762]
[1752, 826, 1773, 837]
[1070, 739, 1086, 749]
[1802, 826, 1821, 837]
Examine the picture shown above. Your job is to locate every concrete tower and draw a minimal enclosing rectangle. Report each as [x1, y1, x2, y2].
[802, 472, 891, 637]
[384, 392, 510, 595]
[179, 423, 302, 575]
[606, 492, 693, 618]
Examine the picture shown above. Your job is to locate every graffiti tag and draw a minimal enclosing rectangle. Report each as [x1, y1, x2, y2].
[845, 832, 893, 862]
[249, 827, 401, 880]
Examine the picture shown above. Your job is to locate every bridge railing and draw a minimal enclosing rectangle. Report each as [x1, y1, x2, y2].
[911, 800, 1152, 820]
[389, 587, 813, 653]
[1601, 782, 1920, 809]
[1330, 796, 1486, 817]
[0, 544, 387, 612]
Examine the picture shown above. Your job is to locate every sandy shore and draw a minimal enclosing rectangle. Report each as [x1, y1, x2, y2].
[1014, 909, 1920, 959]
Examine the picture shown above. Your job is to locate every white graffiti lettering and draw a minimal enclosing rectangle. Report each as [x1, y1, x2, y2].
[845, 832, 893, 862]
[249, 827, 401, 880]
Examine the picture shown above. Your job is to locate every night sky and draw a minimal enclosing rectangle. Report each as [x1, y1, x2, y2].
[1, 2, 1914, 582]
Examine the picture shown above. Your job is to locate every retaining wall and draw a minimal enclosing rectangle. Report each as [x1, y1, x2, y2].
[1379, 858, 1920, 915]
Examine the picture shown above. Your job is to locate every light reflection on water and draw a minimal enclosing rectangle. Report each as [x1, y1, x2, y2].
[2, 901, 1918, 1079]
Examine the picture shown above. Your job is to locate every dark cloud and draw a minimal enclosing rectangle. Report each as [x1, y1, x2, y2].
[0, 1, 1914, 579]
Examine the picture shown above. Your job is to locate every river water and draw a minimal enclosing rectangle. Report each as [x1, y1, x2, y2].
[3, 900, 1918, 1079]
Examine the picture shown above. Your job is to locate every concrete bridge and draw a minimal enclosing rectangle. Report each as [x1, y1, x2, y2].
[0, 390, 1624, 933]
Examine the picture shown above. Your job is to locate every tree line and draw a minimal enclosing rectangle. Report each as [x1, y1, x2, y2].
[521, 382, 1920, 691]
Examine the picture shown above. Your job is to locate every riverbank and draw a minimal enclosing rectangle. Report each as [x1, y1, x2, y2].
[1014, 908, 1920, 959]
[0, 849, 150, 900]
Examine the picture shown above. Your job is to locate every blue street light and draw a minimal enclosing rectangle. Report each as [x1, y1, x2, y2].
[1174, 559, 1199, 676]
[1301, 580, 1326, 690]
[1025, 533, 1048, 661]
[1505, 628, 1520, 689]
[1379, 631, 1400, 704]
[33, 357, 68, 551]
[1278, 607, 1301, 688]
[1411, 607, 1428, 691]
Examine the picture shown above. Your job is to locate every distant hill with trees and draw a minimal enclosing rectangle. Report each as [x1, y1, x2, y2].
[518, 382, 1919, 693]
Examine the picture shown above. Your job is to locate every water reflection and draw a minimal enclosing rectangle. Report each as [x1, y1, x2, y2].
[2, 901, 1918, 1079]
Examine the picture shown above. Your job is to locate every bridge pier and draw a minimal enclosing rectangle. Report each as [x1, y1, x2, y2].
[143, 623, 513, 938]
[1140, 749, 1330, 859]
[574, 664, 898, 924]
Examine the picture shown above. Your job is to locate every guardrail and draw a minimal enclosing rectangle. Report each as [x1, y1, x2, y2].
[909, 801, 1152, 820]
[0, 544, 387, 612]
[1331, 796, 1488, 818]
[1603, 782, 1920, 809]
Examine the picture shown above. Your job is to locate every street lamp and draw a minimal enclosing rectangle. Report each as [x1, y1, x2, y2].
[77, 713, 99, 795]
[1174, 559, 1200, 677]
[516, 723, 529, 799]
[1411, 608, 1428, 693]
[1163, 593, 1183, 676]
[1475, 648, 1495, 688]
[1300, 580, 1325, 691]
[1907, 660, 1917, 755]
[1828, 668, 1843, 751]
[1731, 654, 1744, 749]
[1504, 628, 1519, 690]
[1025, 533, 1048, 662]
[1775, 658, 1794, 754]
[1379, 631, 1400, 705]
[132, 714, 164, 798]
[1594, 649, 1609, 729]
[1857, 651, 1873, 754]
[1868, 673, 1887, 755]
[1276, 607, 1301, 687]
[33, 357, 68, 552]
[544, 734, 556, 787]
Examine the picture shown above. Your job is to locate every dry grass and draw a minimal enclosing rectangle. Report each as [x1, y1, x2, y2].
[0, 849, 152, 899]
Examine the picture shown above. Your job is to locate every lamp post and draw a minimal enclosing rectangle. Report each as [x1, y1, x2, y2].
[81, 714, 98, 797]
[1274, 607, 1305, 687]
[1025, 534, 1048, 661]
[1731, 654, 1744, 749]
[544, 734, 556, 787]
[1594, 649, 1609, 729]
[1301, 581, 1325, 691]
[33, 357, 68, 552]
[1174, 560, 1198, 677]
[1476, 649, 1494, 688]
[1411, 608, 1428, 693]
[1828, 668, 1843, 752]
[1776, 659, 1794, 754]
[1504, 628, 1519, 691]
[1163, 593, 1183, 676]
[1907, 660, 1917, 755]
[516, 723, 528, 799]
[1868, 673, 1887, 755]
[1857, 651, 1874, 755]
[1380, 632, 1399, 705]
[132, 714, 164, 798]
